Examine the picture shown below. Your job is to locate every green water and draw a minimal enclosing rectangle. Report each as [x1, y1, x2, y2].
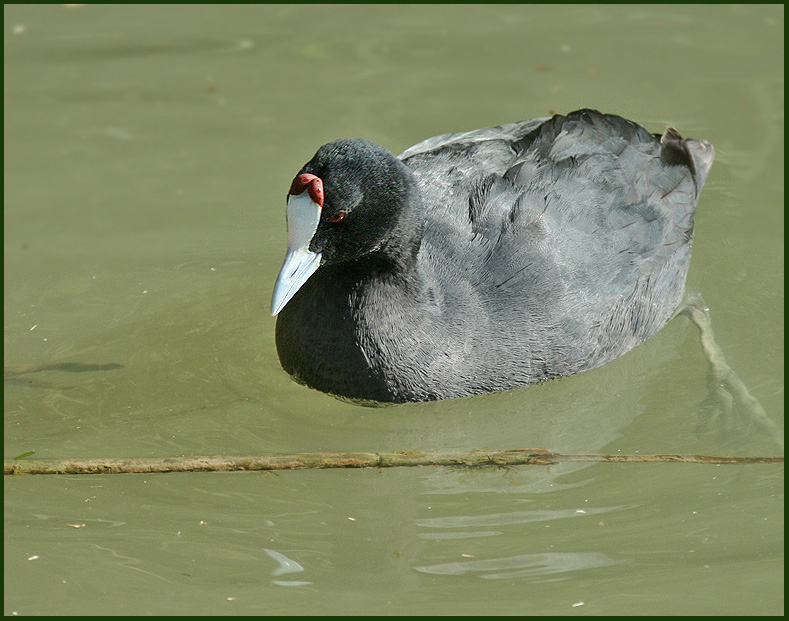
[4, 4, 783, 615]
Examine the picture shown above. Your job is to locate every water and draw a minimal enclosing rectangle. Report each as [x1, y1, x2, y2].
[4, 4, 783, 615]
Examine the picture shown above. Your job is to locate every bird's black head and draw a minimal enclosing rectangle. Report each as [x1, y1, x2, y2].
[271, 138, 422, 316]
[294, 138, 421, 266]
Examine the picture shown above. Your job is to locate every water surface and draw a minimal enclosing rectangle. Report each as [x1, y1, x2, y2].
[4, 4, 783, 615]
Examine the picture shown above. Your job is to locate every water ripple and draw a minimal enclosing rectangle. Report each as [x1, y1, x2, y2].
[415, 551, 623, 579]
[416, 505, 626, 529]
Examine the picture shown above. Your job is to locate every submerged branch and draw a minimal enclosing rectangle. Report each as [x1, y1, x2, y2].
[4, 449, 783, 475]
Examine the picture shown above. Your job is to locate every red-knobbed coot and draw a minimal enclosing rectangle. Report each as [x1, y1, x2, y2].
[271, 109, 714, 403]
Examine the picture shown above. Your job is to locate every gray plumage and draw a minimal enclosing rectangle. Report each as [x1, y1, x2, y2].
[273, 109, 715, 403]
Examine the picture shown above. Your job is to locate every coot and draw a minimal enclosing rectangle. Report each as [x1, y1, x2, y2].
[271, 109, 714, 403]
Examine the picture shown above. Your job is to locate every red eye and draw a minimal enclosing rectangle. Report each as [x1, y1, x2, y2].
[329, 211, 346, 223]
